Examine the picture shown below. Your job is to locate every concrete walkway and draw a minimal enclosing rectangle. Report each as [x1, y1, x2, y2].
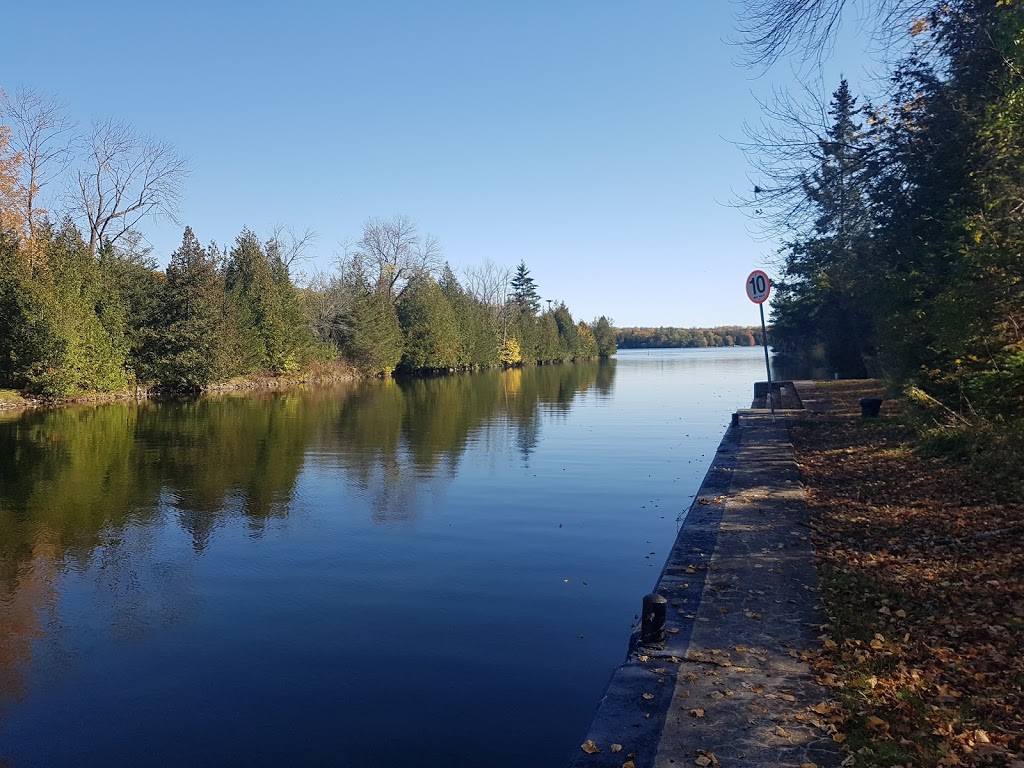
[569, 408, 842, 768]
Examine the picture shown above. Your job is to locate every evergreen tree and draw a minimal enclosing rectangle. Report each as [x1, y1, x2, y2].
[553, 302, 580, 358]
[510, 261, 541, 316]
[534, 310, 562, 363]
[224, 228, 317, 375]
[590, 316, 617, 357]
[396, 275, 460, 372]
[153, 227, 232, 390]
[440, 264, 499, 368]
[771, 78, 876, 376]
[334, 258, 404, 376]
[0, 222, 130, 398]
[98, 239, 164, 384]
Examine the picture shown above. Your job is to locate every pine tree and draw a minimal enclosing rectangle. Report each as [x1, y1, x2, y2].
[510, 261, 541, 316]
[772, 78, 876, 375]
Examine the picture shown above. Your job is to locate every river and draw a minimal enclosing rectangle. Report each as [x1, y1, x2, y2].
[0, 347, 769, 767]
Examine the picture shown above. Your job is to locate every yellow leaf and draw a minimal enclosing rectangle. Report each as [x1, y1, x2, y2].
[623, 762, 636, 768]
[610, 744, 623, 753]
[581, 739, 600, 754]
[691, 708, 706, 717]
[833, 733, 847, 743]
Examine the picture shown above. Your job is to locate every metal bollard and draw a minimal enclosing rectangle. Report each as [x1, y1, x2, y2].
[640, 593, 667, 646]
[731, 412, 740, 428]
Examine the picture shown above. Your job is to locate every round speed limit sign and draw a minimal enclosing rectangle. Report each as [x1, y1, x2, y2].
[746, 270, 771, 304]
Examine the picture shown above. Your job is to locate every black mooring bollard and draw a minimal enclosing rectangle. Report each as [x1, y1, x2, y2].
[640, 593, 667, 646]
[859, 397, 883, 417]
[731, 412, 740, 428]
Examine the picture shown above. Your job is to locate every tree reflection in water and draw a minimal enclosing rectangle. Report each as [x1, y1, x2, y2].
[0, 360, 613, 715]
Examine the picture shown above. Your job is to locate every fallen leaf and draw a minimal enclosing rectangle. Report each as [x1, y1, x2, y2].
[691, 708, 706, 717]
[610, 744, 623, 753]
[581, 740, 600, 754]
[866, 716, 888, 731]
[642, 693, 655, 700]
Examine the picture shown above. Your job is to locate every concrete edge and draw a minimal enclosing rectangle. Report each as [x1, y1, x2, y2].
[565, 422, 742, 767]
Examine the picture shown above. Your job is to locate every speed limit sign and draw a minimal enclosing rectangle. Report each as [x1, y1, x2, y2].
[746, 270, 771, 304]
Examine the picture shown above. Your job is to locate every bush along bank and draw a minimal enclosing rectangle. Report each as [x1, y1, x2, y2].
[0, 218, 616, 403]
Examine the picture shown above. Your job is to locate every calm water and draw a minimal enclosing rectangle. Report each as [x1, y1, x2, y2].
[0, 348, 767, 767]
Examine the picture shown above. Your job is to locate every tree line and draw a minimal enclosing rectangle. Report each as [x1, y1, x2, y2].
[742, 0, 1024, 427]
[0, 89, 615, 399]
[617, 326, 764, 349]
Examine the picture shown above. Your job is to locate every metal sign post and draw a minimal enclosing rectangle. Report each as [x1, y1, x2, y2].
[746, 270, 775, 420]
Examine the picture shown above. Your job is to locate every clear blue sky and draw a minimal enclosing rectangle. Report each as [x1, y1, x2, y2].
[3, 1, 873, 327]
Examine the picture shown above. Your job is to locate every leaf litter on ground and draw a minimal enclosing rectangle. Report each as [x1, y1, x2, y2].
[790, 381, 1022, 767]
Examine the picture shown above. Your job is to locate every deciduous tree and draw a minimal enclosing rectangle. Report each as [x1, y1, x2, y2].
[355, 215, 442, 300]
[75, 119, 188, 255]
[0, 87, 74, 241]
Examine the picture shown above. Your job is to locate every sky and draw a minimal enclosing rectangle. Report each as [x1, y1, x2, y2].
[2, 1, 879, 327]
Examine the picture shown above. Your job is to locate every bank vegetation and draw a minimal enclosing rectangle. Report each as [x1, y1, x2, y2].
[0, 89, 614, 401]
[741, 0, 1024, 474]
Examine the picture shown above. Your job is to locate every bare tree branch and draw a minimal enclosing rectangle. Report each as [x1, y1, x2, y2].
[267, 223, 319, 274]
[736, 0, 931, 70]
[0, 87, 75, 238]
[75, 119, 189, 255]
[354, 214, 443, 299]
[462, 259, 512, 332]
[731, 84, 833, 239]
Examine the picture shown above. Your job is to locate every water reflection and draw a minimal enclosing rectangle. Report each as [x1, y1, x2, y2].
[0, 361, 611, 724]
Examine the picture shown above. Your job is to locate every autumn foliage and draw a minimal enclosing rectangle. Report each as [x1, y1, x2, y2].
[0, 123, 27, 243]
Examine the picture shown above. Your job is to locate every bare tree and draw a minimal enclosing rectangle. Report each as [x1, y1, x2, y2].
[267, 223, 319, 277]
[737, 0, 930, 70]
[304, 268, 348, 343]
[462, 259, 512, 336]
[732, 84, 834, 239]
[354, 214, 443, 300]
[75, 119, 189, 255]
[0, 87, 75, 239]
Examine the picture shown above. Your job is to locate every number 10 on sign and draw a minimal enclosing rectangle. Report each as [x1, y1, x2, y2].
[746, 270, 775, 418]
[746, 270, 770, 303]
